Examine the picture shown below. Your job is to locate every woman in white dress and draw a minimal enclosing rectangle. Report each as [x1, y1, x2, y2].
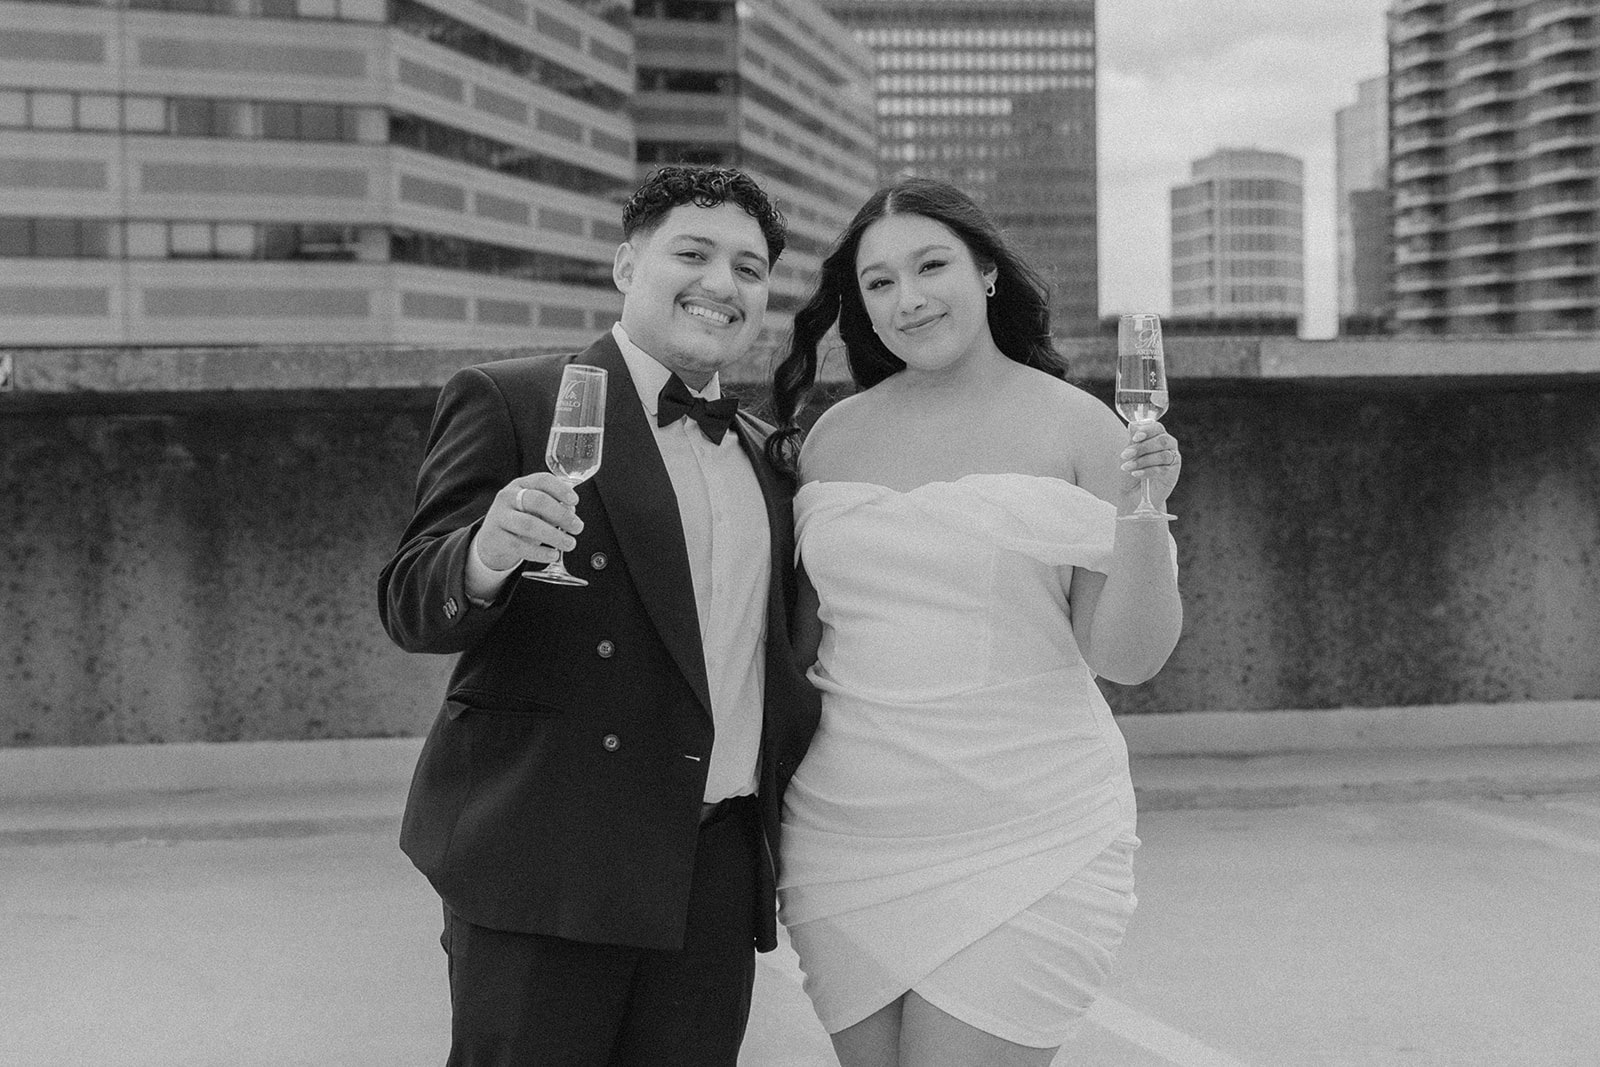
[763, 179, 1184, 1067]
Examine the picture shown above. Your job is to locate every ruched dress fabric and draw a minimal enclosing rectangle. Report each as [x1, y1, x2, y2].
[779, 473, 1144, 1048]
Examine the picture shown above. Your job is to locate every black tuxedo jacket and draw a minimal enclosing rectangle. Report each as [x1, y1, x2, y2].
[379, 333, 819, 953]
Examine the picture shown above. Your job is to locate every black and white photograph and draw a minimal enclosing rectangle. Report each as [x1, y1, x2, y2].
[3, 0, 1598, 1064]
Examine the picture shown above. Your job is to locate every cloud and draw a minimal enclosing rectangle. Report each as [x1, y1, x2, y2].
[1097, 1, 1391, 336]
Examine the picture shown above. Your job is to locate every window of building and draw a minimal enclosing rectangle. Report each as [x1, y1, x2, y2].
[77, 94, 121, 131]
[0, 91, 25, 128]
[31, 93, 75, 130]
[0, 218, 117, 258]
[126, 223, 167, 258]
[391, 0, 628, 113]
[634, 0, 730, 22]
[391, 228, 614, 287]
[170, 223, 214, 258]
[215, 223, 258, 257]
[389, 112, 635, 199]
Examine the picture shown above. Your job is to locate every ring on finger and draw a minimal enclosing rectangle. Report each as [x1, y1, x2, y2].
[516, 487, 528, 512]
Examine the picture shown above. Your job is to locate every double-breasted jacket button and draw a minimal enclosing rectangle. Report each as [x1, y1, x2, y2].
[590, 552, 608, 571]
[443, 596, 460, 620]
[596, 639, 615, 658]
[601, 733, 621, 752]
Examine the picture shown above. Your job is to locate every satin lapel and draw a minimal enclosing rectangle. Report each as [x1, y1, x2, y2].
[733, 413, 796, 667]
[584, 338, 712, 717]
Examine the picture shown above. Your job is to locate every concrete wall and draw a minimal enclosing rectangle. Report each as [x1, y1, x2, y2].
[3, 339, 1598, 745]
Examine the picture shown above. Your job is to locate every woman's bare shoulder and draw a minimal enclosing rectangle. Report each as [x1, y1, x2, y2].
[798, 391, 877, 482]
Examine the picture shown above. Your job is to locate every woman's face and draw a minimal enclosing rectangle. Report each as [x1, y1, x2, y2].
[855, 213, 997, 375]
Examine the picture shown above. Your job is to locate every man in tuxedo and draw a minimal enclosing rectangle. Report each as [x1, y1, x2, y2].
[379, 166, 820, 1066]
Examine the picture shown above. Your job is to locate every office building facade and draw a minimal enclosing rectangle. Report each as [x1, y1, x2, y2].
[632, 0, 877, 350]
[823, 0, 1099, 335]
[1170, 147, 1305, 328]
[1336, 74, 1394, 334]
[1389, 0, 1598, 335]
[0, 0, 872, 353]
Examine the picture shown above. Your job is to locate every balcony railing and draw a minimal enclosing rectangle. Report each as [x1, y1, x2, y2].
[1394, 276, 1452, 296]
[1454, 113, 1518, 139]
[1393, 302, 1449, 321]
[1395, 244, 1451, 266]
[1393, 185, 1451, 209]
[1520, 260, 1597, 281]
[1450, 297, 1517, 319]
[1450, 174, 1517, 199]
[1394, 100, 1451, 124]
[1394, 158, 1451, 182]
[1452, 0, 1515, 25]
[1393, 129, 1452, 157]
[1524, 126, 1598, 156]
[1455, 141, 1518, 168]
[1521, 157, 1598, 187]
[1526, 62, 1595, 96]
[1521, 197, 1600, 221]
[1395, 70, 1451, 96]
[1451, 266, 1518, 287]
[1395, 213, 1450, 236]
[1459, 26, 1516, 55]
[1526, 0, 1598, 33]
[1519, 222, 1595, 248]
[1526, 25, 1596, 61]
[1452, 85, 1518, 112]
[1451, 236, 1516, 258]
[1452, 52, 1517, 82]
[1392, 43, 1447, 72]
[1517, 292, 1600, 312]
[1391, 16, 1449, 46]
[1450, 204, 1517, 227]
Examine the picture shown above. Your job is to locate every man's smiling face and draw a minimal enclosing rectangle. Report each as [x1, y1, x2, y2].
[613, 201, 771, 389]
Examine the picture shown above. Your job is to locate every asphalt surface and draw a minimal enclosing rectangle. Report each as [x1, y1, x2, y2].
[4, 758, 1599, 1066]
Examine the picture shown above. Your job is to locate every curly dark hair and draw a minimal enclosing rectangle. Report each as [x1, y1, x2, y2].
[764, 178, 1066, 477]
[622, 165, 787, 263]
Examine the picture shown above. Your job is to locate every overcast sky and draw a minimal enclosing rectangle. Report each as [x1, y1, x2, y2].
[1096, 0, 1394, 337]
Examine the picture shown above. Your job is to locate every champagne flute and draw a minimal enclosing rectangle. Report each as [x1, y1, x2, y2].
[1115, 313, 1175, 521]
[524, 364, 606, 585]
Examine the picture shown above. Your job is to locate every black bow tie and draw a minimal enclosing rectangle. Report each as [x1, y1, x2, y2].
[657, 375, 739, 445]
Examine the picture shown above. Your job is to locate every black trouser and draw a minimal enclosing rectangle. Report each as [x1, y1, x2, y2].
[441, 797, 759, 1067]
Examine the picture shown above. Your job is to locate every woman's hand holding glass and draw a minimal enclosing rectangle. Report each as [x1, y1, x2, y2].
[1115, 313, 1179, 521]
[1118, 421, 1182, 518]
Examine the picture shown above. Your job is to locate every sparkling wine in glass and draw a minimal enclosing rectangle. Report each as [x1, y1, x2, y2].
[525, 364, 606, 585]
[1115, 313, 1175, 521]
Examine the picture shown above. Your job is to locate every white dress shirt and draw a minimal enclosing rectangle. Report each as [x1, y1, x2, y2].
[611, 324, 771, 801]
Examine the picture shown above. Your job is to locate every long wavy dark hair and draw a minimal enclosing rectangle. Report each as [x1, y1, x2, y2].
[764, 178, 1065, 478]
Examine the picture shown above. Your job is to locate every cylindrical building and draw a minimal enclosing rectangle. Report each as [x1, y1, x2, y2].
[1169, 147, 1305, 330]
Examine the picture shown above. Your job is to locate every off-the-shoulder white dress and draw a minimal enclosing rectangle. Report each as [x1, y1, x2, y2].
[779, 473, 1145, 1047]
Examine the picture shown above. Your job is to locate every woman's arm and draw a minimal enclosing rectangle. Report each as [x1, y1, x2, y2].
[791, 564, 823, 671]
[1068, 401, 1183, 684]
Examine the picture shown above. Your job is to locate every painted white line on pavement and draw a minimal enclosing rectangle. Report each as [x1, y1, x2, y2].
[1087, 996, 1252, 1067]
[1428, 801, 1600, 858]
[1545, 799, 1600, 823]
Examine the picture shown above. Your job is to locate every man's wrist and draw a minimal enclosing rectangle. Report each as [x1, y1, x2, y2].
[466, 532, 520, 604]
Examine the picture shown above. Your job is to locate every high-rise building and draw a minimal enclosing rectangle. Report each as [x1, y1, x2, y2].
[1389, 0, 1598, 335]
[632, 0, 877, 350]
[0, 0, 873, 356]
[822, 0, 1099, 335]
[1169, 147, 1305, 328]
[0, 0, 638, 348]
[1336, 74, 1393, 334]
